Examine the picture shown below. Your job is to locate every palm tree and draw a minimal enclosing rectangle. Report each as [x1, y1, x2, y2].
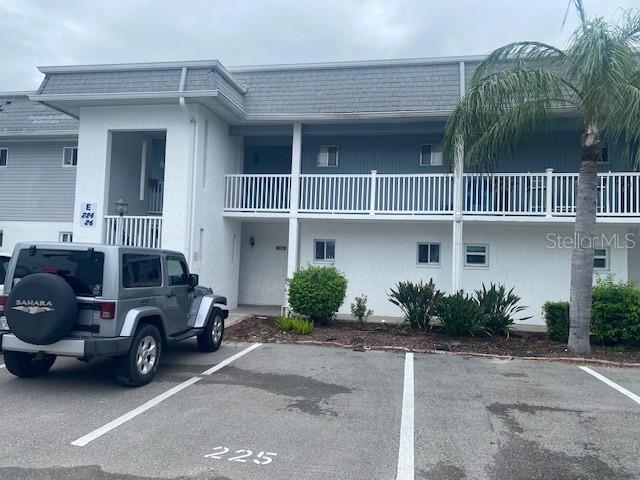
[443, 1, 640, 355]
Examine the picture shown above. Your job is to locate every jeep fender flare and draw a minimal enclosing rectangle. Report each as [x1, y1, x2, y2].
[119, 307, 170, 337]
[194, 296, 228, 329]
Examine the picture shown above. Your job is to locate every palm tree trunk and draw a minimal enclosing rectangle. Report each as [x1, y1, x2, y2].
[568, 125, 600, 355]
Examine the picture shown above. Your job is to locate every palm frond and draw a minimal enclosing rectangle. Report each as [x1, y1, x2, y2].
[604, 81, 640, 169]
[443, 67, 577, 169]
[616, 8, 640, 43]
[562, 0, 587, 29]
[471, 42, 565, 85]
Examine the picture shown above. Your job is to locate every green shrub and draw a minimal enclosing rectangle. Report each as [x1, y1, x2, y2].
[275, 316, 314, 335]
[388, 279, 444, 330]
[436, 291, 487, 336]
[591, 278, 640, 344]
[474, 283, 531, 336]
[288, 266, 347, 325]
[351, 294, 373, 325]
[543, 301, 570, 342]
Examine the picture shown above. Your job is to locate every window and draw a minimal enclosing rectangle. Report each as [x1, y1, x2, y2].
[594, 248, 608, 270]
[123, 254, 162, 288]
[0, 148, 7, 167]
[13, 248, 105, 296]
[417, 243, 440, 266]
[420, 144, 443, 166]
[0, 229, 3, 247]
[317, 146, 338, 167]
[63, 146, 78, 167]
[465, 244, 488, 267]
[59, 232, 73, 243]
[0, 255, 8, 281]
[598, 144, 609, 164]
[314, 239, 335, 262]
[167, 256, 190, 285]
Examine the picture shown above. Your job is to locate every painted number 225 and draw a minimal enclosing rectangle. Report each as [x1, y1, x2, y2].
[204, 446, 277, 465]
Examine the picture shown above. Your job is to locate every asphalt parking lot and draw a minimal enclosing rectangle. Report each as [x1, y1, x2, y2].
[0, 342, 639, 480]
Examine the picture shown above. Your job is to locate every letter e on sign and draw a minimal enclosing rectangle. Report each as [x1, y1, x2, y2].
[80, 202, 97, 227]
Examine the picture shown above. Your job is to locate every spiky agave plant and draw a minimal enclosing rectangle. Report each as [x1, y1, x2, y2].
[443, 1, 640, 354]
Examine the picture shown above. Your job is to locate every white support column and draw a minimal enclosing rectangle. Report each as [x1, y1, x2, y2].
[284, 123, 303, 311]
[290, 123, 302, 214]
[452, 141, 464, 293]
[545, 168, 554, 217]
[369, 170, 378, 215]
[452, 60, 466, 293]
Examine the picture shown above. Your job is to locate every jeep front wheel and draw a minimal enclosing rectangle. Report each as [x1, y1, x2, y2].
[116, 324, 162, 387]
[197, 312, 224, 352]
[4, 351, 56, 378]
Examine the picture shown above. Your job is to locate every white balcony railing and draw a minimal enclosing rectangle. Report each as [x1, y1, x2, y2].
[223, 170, 640, 218]
[104, 215, 163, 248]
[224, 174, 291, 212]
[300, 174, 372, 213]
[147, 180, 164, 214]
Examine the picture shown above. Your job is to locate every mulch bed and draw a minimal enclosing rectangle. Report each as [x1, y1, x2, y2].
[226, 316, 640, 367]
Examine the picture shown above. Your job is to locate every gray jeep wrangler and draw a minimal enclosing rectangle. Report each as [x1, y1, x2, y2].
[0, 242, 228, 387]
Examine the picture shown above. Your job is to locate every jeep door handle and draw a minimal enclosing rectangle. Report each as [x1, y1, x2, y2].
[166, 292, 175, 298]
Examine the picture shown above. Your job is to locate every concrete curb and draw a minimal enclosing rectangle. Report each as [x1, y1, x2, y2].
[293, 340, 640, 368]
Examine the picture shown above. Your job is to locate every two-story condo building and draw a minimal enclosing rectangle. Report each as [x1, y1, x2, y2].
[1, 56, 640, 324]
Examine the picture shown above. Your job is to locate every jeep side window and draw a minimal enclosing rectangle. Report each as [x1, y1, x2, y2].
[167, 257, 189, 286]
[122, 254, 162, 288]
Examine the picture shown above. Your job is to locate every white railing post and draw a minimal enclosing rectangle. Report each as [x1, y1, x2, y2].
[369, 170, 377, 215]
[545, 168, 554, 217]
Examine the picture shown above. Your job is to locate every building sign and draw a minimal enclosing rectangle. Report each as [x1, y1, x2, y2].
[79, 202, 97, 227]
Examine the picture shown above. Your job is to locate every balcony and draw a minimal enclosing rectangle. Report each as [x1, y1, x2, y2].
[104, 215, 163, 248]
[224, 170, 640, 219]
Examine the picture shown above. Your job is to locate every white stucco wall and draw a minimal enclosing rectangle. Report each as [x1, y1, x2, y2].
[461, 223, 629, 324]
[189, 108, 244, 308]
[73, 105, 193, 252]
[0, 220, 74, 254]
[238, 221, 289, 305]
[298, 220, 454, 318]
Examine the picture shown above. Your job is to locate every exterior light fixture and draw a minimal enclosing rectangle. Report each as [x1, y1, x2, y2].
[250, 236, 255, 248]
[115, 197, 129, 217]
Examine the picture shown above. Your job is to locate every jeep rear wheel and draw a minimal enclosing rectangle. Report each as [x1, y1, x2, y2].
[115, 324, 162, 387]
[197, 312, 224, 352]
[4, 351, 56, 378]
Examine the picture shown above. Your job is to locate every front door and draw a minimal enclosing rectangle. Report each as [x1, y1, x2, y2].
[164, 255, 192, 335]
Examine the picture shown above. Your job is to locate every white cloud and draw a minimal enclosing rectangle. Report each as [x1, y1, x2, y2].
[0, 0, 636, 90]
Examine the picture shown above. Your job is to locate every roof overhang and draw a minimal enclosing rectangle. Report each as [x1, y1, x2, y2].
[29, 90, 246, 122]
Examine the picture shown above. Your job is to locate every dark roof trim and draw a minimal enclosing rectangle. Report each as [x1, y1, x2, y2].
[37, 60, 247, 95]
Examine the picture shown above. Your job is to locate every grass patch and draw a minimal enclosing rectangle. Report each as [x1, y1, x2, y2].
[275, 316, 314, 335]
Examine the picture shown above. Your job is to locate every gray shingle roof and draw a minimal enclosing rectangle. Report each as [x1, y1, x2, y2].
[232, 62, 461, 116]
[0, 94, 78, 135]
[34, 57, 478, 119]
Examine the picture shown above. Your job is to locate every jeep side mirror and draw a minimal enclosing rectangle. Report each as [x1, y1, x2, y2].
[188, 273, 199, 288]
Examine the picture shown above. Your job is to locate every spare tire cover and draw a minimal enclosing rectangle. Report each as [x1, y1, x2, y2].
[6, 273, 78, 345]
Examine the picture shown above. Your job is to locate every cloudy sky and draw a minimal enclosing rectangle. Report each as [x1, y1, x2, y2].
[0, 0, 636, 91]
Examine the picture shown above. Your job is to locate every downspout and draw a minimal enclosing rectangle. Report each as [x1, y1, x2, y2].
[178, 66, 198, 261]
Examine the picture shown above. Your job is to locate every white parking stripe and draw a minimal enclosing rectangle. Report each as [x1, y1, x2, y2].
[396, 352, 414, 480]
[580, 366, 640, 406]
[71, 343, 262, 447]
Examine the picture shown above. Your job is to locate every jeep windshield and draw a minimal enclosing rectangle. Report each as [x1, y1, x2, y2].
[13, 249, 105, 297]
[0, 256, 9, 283]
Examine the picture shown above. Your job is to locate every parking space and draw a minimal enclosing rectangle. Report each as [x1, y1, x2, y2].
[0, 343, 639, 479]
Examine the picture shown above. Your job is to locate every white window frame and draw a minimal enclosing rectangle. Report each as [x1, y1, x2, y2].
[314, 239, 336, 263]
[62, 146, 78, 167]
[593, 247, 609, 271]
[464, 243, 489, 268]
[0, 148, 8, 168]
[419, 144, 443, 167]
[59, 231, 73, 243]
[317, 146, 339, 168]
[417, 242, 441, 267]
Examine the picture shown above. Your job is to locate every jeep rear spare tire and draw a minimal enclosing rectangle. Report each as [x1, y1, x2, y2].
[6, 273, 78, 345]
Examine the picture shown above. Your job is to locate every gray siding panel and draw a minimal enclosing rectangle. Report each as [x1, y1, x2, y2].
[0, 141, 77, 221]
